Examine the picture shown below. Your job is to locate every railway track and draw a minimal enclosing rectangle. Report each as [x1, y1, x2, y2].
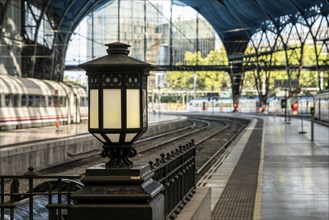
[36, 118, 210, 174]
[40, 115, 249, 178]
[3, 115, 250, 193]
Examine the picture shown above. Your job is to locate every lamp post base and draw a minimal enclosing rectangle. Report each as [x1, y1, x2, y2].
[101, 145, 138, 168]
[69, 163, 164, 220]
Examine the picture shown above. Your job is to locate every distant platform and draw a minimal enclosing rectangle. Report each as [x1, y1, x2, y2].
[193, 114, 329, 219]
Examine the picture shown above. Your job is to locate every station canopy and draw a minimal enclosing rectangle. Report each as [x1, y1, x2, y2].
[49, 0, 329, 58]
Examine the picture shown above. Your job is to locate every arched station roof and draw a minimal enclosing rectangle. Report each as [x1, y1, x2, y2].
[180, 0, 329, 57]
[48, 0, 329, 59]
[1, 0, 327, 81]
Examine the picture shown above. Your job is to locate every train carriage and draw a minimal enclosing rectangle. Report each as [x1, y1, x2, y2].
[218, 98, 233, 112]
[238, 97, 258, 113]
[188, 97, 259, 113]
[0, 75, 88, 130]
[188, 98, 208, 112]
[66, 83, 88, 124]
[314, 90, 329, 122]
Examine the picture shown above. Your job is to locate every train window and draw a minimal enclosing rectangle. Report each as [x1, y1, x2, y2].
[34, 96, 40, 107]
[12, 94, 19, 107]
[80, 97, 84, 106]
[5, 94, 11, 106]
[53, 96, 59, 107]
[48, 96, 53, 106]
[33, 95, 46, 107]
[80, 97, 88, 107]
[28, 95, 34, 107]
[22, 95, 27, 106]
[40, 96, 46, 107]
[60, 96, 66, 107]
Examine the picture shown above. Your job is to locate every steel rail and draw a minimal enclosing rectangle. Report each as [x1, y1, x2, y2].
[37, 119, 207, 173]
[196, 120, 246, 178]
[135, 119, 211, 152]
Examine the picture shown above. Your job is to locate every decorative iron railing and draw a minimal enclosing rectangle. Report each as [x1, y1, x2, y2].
[1, 140, 197, 220]
[0, 167, 81, 220]
[149, 139, 196, 219]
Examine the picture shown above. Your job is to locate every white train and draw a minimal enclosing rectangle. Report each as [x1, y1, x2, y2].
[314, 89, 329, 122]
[0, 75, 88, 130]
[188, 97, 259, 113]
[188, 94, 329, 124]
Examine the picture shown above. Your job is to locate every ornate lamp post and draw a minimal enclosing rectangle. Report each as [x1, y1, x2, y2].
[70, 42, 164, 220]
[79, 42, 152, 167]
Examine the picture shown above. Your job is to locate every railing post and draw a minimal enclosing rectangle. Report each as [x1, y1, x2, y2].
[24, 167, 36, 220]
[10, 179, 20, 203]
[57, 178, 62, 218]
[47, 183, 54, 220]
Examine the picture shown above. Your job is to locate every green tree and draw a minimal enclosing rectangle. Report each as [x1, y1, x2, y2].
[166, 48, 230, 93]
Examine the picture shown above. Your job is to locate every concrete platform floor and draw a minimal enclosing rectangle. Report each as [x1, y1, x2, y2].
[195, 113, 328, 220]
[261, 116, 329, 220]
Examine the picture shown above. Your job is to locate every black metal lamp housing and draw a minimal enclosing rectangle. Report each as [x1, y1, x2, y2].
[78, 42, 155, 167]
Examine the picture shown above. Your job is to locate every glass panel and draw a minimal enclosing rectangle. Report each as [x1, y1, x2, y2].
[80, 97, 88, 107]
[61, 97, 66, 107]
[34, 96, 40, 107]
[5, 94, 11, 106]
[28, 95, 33, 107]
[21, 95, 27, 106]
[127, 89, 140, 128]
[13, 94, 19, 107]
[90, 89, 99, 128]
[103, 89, 121, 129]
[40, 96, 46, 107]
[53, 96, 59, 107]
[125, 133, 137, 142]
[106, 134, 120, 143]
[94, 133, 106, 142]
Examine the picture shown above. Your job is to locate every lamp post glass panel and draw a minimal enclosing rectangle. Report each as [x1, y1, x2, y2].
[78, 42, 154, 168]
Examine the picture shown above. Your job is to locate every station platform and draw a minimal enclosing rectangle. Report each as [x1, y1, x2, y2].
[0, 113, 179, 147]
[196, 114, 328, 220]
[0, 113, 186, 175]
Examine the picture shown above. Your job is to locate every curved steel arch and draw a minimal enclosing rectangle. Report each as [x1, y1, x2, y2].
[1, 0, 328, 83]
[48, 0, 112, 80]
